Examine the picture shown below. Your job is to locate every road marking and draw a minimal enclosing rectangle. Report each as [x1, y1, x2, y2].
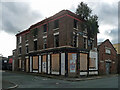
[56, 83, 59, 85]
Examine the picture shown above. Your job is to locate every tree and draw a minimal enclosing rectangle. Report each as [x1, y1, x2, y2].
[76, 2, 99, 39]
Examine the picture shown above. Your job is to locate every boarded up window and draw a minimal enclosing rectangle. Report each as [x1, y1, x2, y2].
[89, 58, 96, 68]
[52, 54, 59, 72]
[68, 53, 76, 73]
[42, 55, 47, 73]
[19, 59, 21, 69]
[26, 58, 29, 72]
[80, 53, 87, 70]
[33, 56, 38, 69]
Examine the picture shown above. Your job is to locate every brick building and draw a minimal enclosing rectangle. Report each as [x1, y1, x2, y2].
[14, 10, 98, 77]
[98, 39, 117, 75]
[113, 43, 120, 74]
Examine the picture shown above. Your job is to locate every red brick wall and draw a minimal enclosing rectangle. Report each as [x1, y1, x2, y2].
[98, 40, 117, 75]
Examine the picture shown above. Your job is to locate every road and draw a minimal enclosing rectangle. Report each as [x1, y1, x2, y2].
[2, 71, 119, 88]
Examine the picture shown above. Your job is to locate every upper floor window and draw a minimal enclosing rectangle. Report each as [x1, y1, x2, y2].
[19, 47, 21, 54]
[19, 36, 22, 44]
[73, 19, 78, 29]
[105, 48, 111, 54]
[73, 34, 78, 47]
[34, 40, 37, 51]
[43, 38, 47, 49]
[54, 19, 59, 29]
[26, 46, 29, 54]
[43, 24, 47, 32]
[54, 34, 59, 47]
[25, 33, 28, 41]
[33, 28, 38, 37]
[83, 38, 87, 49]
[17, 36, 22, 44]
[89, 40, 94, 49]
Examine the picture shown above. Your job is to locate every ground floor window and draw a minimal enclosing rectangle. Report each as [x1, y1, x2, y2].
[51, 54, 59, 73]
[80, 53, 87, 70]
[33, 56, 38, 70]
[42, 55, 47, 73]
[18, 59, 21, 69]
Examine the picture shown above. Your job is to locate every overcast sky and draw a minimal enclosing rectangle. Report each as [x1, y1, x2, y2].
[0, 0, 119, 57]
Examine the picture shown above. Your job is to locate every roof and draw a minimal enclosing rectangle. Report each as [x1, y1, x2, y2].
[97, 39, 117, 52]
[97, 42, 102, 46]
[16, 9, 84, 36]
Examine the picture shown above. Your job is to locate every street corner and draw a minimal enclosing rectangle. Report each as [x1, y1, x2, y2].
[2, 80, 18, 90]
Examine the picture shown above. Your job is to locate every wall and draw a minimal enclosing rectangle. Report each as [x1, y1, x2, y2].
[98, 40, 117, 75]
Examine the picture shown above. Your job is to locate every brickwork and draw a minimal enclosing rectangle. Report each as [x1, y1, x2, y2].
[14, 10, 98, 77]
[98, 39, 117, 75]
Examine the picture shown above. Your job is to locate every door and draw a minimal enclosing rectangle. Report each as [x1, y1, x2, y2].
[106, 62, 110, 75]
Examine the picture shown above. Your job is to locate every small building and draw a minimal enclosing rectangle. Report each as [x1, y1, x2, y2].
[14, 10, 98, 77]
[98, 39, 117, 75]
[7, 55, 13, 71]
[2, 57, 8, 70]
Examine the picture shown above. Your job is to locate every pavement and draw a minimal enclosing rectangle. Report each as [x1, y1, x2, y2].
[2, 70, 119, 89]
[10, 70, 118, 81]
[2, 80, 18, 90]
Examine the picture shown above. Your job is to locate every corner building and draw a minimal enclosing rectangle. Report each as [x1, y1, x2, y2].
[15, 10, 98, 77]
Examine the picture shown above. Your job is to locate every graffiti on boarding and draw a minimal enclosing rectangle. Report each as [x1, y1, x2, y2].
[70, 54, 76, 72]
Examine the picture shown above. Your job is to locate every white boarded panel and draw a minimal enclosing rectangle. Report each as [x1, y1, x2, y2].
[39, 56, 41, 73]
[61, 53, 65, 75]
[30, 56, 32, 72]
[48, 54, 50, 74]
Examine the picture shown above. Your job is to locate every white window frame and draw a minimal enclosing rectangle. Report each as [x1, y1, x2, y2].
[19, 36, 22, 44]
[105, 47, 111, 54]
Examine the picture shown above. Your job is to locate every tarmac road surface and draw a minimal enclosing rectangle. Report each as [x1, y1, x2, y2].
[2, 71, 119, 89]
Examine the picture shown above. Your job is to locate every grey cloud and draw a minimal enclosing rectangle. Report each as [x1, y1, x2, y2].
[1, 2, 42, 34]
[98, 3, 118, 26]
[87, 2, 118, 26]
[104, 28, 118, 44]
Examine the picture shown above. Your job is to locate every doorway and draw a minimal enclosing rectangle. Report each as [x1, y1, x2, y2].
[106, 62, 111, 75]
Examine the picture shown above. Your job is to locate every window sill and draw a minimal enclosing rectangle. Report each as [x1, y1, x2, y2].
[105, 53, 111, 55]
[43, 32, 47, 34]
[25, 40, 28, 42]
[73, 28, 78, 30]
[33, 35, 37, 37]
[53, 28, 59, 31]
[19, 54, 22, 56]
